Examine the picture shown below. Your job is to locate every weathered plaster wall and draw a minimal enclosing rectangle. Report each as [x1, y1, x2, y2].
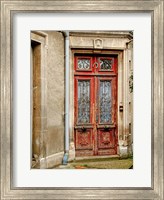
[44, 31, 65, 157]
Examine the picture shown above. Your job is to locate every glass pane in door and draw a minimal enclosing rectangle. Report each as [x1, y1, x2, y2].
[78, 80, 90, 123]
[99, 80, 112, 123]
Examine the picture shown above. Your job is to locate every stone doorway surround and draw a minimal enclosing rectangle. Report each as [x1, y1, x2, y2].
[31, 31, 48, 168]
[68, 31, 133, 161]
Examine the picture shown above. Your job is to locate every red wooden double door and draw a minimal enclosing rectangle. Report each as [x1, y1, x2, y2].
[74, 54, 118, 156]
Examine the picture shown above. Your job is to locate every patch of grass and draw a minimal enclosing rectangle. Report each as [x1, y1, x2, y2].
[70, 158, 133, 169]
[85, 160, 133, 169]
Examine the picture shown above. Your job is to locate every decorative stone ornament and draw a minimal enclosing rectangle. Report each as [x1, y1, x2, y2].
[94, 38, 103, 49]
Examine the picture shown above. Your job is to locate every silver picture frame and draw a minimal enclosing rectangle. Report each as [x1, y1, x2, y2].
[0, 0, 163, 199]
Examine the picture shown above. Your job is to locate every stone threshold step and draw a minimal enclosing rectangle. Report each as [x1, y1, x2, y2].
[75, 155, 120, 161]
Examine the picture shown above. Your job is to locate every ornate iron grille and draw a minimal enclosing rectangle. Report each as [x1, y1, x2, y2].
[99, 80, 112, 123]
[78, 80, 90, 123]
[100, 59, 112, 70]
[78, 59, 90, 70]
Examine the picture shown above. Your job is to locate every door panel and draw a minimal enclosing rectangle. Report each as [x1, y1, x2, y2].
[75, 128, 94, 156]
[74, 76, 94, 125]
[96, 77, 117, 155]
[97, 128, 117, 155]
[74, 76, 95, 155]
[75, 128, 93, 149]
[74, 55, 118, 157]
[98, 129, 115, 148]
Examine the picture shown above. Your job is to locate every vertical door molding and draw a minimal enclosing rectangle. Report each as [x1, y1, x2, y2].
[68, 50, 76, 161]
[121, 47, 130, 156]
[31, 31, 48, 168]
[117, 51, 124, 153]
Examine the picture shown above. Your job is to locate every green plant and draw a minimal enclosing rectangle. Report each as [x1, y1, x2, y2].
[129, 72, 133, 93]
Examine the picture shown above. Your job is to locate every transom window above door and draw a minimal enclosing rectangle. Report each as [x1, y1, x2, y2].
[77, 58, 91, 70]
[74, 55, 117, 74]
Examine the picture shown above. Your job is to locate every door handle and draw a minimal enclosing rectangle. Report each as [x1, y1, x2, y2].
[93, 62, 98, 68]
[75, 125, 93, 129]
[97, 124, 116, 129]
[104, 125, 110, 131]
[80, 126, 86, 132]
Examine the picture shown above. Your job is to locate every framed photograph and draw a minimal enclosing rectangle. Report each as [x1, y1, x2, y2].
[0, 0, 163, 199]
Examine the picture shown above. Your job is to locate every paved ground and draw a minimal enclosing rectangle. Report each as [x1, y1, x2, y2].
[54, 157, 133, 169]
